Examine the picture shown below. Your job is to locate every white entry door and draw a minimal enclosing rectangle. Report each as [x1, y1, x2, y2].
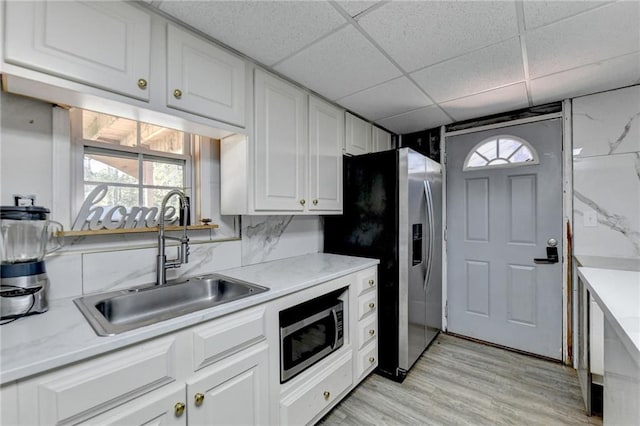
[446, 119, 563, 360]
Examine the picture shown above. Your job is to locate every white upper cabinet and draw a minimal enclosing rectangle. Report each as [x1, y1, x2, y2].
[308, 96, 344, 212]
[221, 70, 344, 215]
[166, 24, 245, 127]
[254, 69, 307, 212]
[372, 126, 392, 152]
[345, 112, 372, 155]
[4, 1, 151, 101]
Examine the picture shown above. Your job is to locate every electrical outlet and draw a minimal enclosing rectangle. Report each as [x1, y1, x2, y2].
[584, 209, 598, 227]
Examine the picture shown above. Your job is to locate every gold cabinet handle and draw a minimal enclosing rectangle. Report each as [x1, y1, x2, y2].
[369, 356, 375, 363]
[368, 279, 375, 287]
[194, 392, 205, 406]
[137, 78, 148, 89]
[300, 199, 306, 206]
[369, 302, 375, 309]
[312, 199, 318, 205]
[323, 391, 330, 400]
[174, 402, 186, 417]
[369, 329, 375, 336]
[173, 89, 183, 99]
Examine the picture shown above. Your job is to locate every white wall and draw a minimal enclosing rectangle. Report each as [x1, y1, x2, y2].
[572, 85, 640, 258]
[0, 92, 323, 299]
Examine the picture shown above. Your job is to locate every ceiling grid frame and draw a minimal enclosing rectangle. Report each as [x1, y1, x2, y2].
[515, 0, 534, 106]
[327, 0, 456, 123]
[140, 0, 640, 134]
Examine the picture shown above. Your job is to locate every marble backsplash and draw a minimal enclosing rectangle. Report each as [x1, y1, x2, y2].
[240, 215, 323, 266]
[572, 85, 640, 258]
[44, 215, 324, 300]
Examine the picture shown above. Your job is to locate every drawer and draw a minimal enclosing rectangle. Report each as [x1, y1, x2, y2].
[356, 342, 378, 379]
[191, 306, 266, 370]
[357, 314, 377, 349]
[357, 291, 377, 320]
[18, 337, 177, 425]
[280, 351, 353, 426]
[357, 269, 377, 296]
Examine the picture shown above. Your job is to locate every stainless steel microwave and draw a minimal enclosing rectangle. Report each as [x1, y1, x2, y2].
[279, 290, 345, 383]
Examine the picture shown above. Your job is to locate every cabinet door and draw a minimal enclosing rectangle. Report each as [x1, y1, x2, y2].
[345, 113, 371, 156]
[254, 70, 306, 211]
[167, 24, 245, 127]
[308, 96, 343, 212]
[78, 385, 186, 426]
[187, 343, 269, 426]
[5, 1, 151, 101]
[372, 126, 392, 152]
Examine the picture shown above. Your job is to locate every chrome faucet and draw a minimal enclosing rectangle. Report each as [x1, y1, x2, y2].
[156, 189, 190, 285]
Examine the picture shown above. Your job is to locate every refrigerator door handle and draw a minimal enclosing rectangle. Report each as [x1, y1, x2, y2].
[423, 180, 435, 291]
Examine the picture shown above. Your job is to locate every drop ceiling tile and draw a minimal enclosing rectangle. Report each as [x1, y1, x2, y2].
[411, 38, 524, 103]
[440, 83, 529, 122]
[358, 1, 518, 72]
[274, 26, 401, 101]
[530, 53, 640, 105]
[376, 105, 451, 134]
[158, 1, 346, 66]
[337, 77, 433, 121]
[335, 1, 380, 18]
[523, 1, 611, 30]
[527, 2, 640, 78]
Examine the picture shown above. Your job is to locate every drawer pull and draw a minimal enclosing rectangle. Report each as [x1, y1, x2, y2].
[174, 402, 185, 417]
[368, 302, 375, 309]
[369, 329, 375, 336]
[173, 89, 183, 99]
[137, 78, 148, 89]
[194, 392, 205, 406]
[300, 199, 306, 206]
[313, 199, 318, 205]
[369, 279, 374, 286]
[369, 356, 375, 363]
[323, 391, 330, 400]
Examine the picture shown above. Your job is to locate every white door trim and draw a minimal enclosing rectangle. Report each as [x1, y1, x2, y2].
[441, 107, 573, 364]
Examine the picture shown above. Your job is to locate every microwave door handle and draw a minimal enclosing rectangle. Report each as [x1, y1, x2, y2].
[331, 308, 339, 349]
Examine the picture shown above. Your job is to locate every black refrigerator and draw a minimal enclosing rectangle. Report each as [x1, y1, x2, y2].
[324, 148, 442, 382]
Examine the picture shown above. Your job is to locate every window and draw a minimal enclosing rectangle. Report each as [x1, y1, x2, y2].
[463, 135, 538, 171]
[71, 110, 192, 225]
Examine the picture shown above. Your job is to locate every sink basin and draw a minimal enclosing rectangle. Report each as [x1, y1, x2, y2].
[74, 275, 269, 336]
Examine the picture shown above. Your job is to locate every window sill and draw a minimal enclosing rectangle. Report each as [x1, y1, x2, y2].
[57, 224, 219, 237]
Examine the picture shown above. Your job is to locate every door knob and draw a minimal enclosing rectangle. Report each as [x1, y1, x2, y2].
[137, 78, 148, 89]
[173, 89, 183, 99]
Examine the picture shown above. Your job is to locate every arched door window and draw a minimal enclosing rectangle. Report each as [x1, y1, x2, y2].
[463, 135, 539, 171]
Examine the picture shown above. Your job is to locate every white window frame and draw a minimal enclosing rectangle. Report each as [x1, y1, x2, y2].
[462, 134, 539, 171]
[69, 109, 195, 223]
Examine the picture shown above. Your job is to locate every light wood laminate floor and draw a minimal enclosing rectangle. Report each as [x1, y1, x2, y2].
[319, 334, 602, 425]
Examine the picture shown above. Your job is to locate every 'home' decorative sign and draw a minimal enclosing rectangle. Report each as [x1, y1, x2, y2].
[72, 185, 179, 231]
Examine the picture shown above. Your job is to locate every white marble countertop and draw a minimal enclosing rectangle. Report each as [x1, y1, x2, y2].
[0, 253, 378, 384]
[577, 266, 640, 361]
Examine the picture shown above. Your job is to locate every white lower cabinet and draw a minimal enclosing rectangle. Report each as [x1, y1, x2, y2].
[187, 343, 269, 426]
[354, 269, 379, 380]
[280, 350, 353, 426]
[78, 385, 186, 426]
[17, 336, 180, 425]
[5, 267, 379, 426]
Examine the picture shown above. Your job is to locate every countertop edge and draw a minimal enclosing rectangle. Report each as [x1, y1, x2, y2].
[0, 254, 379, 384]
[577, 267, 640, 362]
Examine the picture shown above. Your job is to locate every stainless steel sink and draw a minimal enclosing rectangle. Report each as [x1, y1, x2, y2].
[74, 275, 269, 336]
